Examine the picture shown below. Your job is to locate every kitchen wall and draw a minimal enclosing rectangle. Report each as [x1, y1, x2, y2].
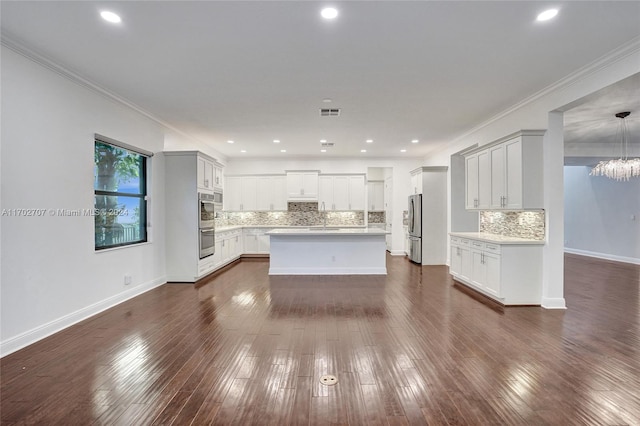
[0, 46, 168, 355]
[225, 158, 421, 254]
[564, 166, 640, 264]
[421, 41, 640, 308]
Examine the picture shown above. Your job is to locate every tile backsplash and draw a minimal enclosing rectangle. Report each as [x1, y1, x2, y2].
[216, 210, 365, 227]
[480, 210, 545, 240]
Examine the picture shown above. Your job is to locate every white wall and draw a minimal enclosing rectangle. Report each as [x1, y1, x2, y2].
[422, 40, 640, 309]
[565, 166, 640, 264]
[1, 46, 167, 355]
[225, 157, 421, 253]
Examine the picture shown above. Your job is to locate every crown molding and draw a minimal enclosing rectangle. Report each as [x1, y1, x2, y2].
[448, 36, 640, 147]
[1, 32, 226, 162]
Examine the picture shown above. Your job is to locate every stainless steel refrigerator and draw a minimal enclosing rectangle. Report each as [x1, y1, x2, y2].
[408, 194, 422, 263]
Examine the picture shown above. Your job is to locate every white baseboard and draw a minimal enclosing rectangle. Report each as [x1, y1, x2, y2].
[541, 297, 567, 309]
[1, 276, 166, 357]
[389, 250, 406, 256]
[564, 247, 640, 265]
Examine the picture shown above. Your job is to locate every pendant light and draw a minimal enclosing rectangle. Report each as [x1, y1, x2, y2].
[590, 111, 640, 181]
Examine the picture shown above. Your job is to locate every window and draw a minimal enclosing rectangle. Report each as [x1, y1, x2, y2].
[94, 137, 148, 250]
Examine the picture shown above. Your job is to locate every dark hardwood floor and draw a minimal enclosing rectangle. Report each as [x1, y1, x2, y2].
[2, 253, 639, 425]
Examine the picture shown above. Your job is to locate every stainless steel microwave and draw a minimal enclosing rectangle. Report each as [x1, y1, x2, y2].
[213, 190, 223, 208]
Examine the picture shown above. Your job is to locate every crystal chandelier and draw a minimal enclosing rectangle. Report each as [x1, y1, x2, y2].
[590, 111, 640, 181]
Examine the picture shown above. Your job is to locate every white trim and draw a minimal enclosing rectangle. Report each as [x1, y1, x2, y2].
[389, 250, 406, 256]
[0, 34, 223, 160]
[541, 297, 567, 309]
[447, 37, 640, 147]
[269, 267, 387, 275]
[564, 248, 640, 266]
[0, 277, 166, 357]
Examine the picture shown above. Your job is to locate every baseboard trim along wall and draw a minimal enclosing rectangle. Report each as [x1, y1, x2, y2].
[0, 277, 166, 357]
[541, 297, 567, 309]
[565, 247, 640, 266]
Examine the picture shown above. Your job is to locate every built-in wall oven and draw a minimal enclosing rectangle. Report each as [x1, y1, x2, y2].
[199, 192, 216, 229]
[199, 228, 215, 259]
[199, 192, 216, 259]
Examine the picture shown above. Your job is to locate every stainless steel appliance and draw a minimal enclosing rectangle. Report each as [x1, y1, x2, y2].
[199, 192, 216, 229]
[198, 192, 216, 259]
[408, 194, 422, 264]
[199, 228, 215, 259]
[213, 189, 223, 210]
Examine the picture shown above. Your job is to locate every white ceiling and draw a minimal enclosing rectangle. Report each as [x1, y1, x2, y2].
[2, 1, 640, 159]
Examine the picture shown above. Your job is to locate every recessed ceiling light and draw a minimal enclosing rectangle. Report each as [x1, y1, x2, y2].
[320, 139, 327, 143]
[100, 11, 121, 24]
[537, 9, 558, 21]
[321, 7, 338, 19]
[240, 150, 246, 153]
[400, 149, 407, 153]
[227, 140, 234, 144]
[366, 139, 373, 144]
[360, 149, 367, 153]
[280, 149, 287, 153]
[321, 149, 327, 153]
[411, 139, 419, 144]
[322, 98, 333, 103]
[273, 139, 280, 144]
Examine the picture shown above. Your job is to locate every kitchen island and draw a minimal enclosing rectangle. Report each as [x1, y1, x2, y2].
[266, 228, 389, 275]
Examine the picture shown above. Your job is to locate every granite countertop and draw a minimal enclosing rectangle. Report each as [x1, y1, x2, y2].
[266, 228, 389, 236]
[449, 232, 545, 245]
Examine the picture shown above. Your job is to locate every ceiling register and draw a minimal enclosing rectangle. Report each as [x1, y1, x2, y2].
[590, 112, 640, 181]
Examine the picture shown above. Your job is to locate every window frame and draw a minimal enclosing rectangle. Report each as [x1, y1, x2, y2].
[94, 136, 150, 251]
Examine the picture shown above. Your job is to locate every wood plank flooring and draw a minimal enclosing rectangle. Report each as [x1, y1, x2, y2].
[1, 253, 639, 425]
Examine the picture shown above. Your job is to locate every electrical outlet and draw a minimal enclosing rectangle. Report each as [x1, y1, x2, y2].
[124, 274, 132, 285]
[331, 256, 336, 262]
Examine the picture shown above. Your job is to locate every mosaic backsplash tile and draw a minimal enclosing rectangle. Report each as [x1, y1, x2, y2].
[368, 211, 385, 224]
[480, 210, 545, 240]
[216, 210, 365, 227]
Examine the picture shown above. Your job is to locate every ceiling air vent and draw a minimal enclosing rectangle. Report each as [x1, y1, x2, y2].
[320, 108, 341, 117]
[321, 142, 335, 147]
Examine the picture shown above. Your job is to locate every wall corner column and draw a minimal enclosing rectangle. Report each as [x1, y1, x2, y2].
[541, 111, 567, 309]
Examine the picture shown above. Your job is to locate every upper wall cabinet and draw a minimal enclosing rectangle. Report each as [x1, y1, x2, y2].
[368, 181, 384, 211]
[465, 130, 544, 210]
[319, 174, 365, 210]
[286, 171, 319, 200]
[225, 175, 287, 211]
[410, 169, 423, 195]
[197, 155, 224, 191]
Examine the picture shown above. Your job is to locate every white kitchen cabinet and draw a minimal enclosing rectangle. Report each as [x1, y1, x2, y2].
[256, 176, 287, 211]
[166, 151, 227, 282]
[227, 175, 286, 211]
[240, 177, 258, 211]
[449, 236, 472, 282]
[286, 171, 319, 200]
[214, 164, 224, 189]
[318, 174, 365, 210]
[465, 131, 543, 211]
[197, 155, 216, 191]
[410, 169, 423, 195]
[368, 181, 384, 211]
[224, 177, 242, 210]
[243, 228, 271, 254]
[449, 234, 542, 305]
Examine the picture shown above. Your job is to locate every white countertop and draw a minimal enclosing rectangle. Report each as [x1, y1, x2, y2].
[267, 228, 389, 236]
[449, 232, 545, 245]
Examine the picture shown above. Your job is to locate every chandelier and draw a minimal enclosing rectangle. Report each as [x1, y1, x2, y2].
[590, 111, 640, 181]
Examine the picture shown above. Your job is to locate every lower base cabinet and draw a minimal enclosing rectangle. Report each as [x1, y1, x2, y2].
[450, 236, 542, 305]
[198, 229, 243, 278]
[243, 228, 271, 254]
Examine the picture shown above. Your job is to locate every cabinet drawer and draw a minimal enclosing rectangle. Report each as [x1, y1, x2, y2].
[470, 240, 484, 250]
[459, 238, 470, 246]
[450, 236, 460, 245]
[484, 243, 501, 254]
